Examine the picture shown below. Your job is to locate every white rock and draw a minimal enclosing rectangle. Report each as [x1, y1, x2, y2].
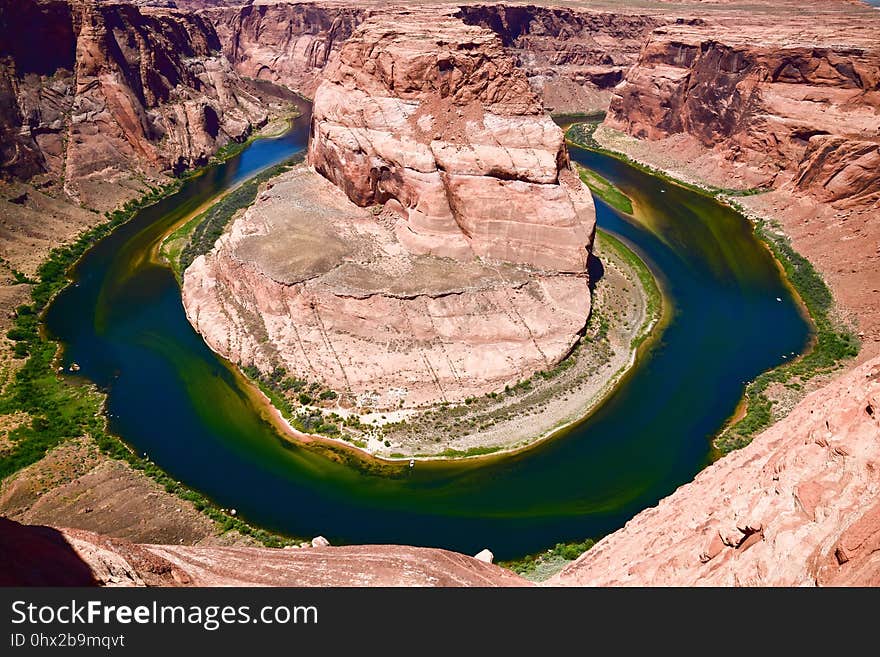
[311, 536, 331, 548]
[474, 549, 494, 564]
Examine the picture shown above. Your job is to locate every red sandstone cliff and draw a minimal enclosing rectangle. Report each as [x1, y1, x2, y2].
[551, 355, 880, 586]
[606, 20, 880, 201]
[602, 12, 880, 355]
[206, 2, 366, 98]
[203, 2, 663, 113]
[308, 8, 595, 271]
[0, 0, 292, 209]
[457, 4, 663, 114]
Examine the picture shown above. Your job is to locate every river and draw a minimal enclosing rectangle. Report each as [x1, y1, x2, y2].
[44, 106, 810, 559]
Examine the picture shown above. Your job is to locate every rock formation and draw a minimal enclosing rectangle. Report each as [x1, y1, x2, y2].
[0, 517, 528, 586]
[206, 2, 366, 98]
[183, 9, 595, 409]
[456, 4, 662, 114]
[601, 11, 880, 356]
[606, 19, 880, 199]
[308, 9, 595, 272]
[551, 355, 880, 586]
[0, 0, 292, 209]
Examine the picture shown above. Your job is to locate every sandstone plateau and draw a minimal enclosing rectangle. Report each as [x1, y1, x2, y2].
[183, 9, 596, 408]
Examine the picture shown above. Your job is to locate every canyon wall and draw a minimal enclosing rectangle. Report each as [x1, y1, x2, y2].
[606, 20, 880, 199]
[602, 13, 880, 355]
[199, 3, 663, 113]
[183, 9, 595, 409]
[0, 0, 290, 209]
[206, 2, 366, 98]
[457, 4, 663, 114]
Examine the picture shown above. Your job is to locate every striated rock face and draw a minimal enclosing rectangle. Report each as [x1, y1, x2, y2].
[0, 0, 288, 209]
[606, 20, 880, 204]
[551, 356, 880, 586]
[183, 165, 591, 408]
[308, 9, 595, 273]
[457, 4, 663, 114]
[0, 517, 529, 586]
[207, 2, 366, 98]
[183, 9, 595, 408]
[204, 3, 660, 113]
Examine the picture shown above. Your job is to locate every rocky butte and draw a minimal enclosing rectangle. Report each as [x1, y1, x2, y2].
[182, 8, 596, 409]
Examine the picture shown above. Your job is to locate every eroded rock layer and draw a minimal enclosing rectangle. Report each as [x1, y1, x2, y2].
[602, 13, 880, 355]
[183, 10, 595, 408]
[0, 517, 528, 587]
[0, 0, 291, 209]
[308, 9, 596, 273]
[606, 20, 880, 202]
[551, 355, 880, 586]
[457, 4, 663, 114]
[206, 2, 366, 98]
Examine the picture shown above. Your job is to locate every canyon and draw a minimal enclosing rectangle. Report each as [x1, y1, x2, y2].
[0, 0, 294, 211]
[1, 0, 879, 587]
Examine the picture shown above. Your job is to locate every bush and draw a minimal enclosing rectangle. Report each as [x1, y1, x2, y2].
[280, 377, 305, 391]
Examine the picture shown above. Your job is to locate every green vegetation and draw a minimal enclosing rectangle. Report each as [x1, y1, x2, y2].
[500, 538, 596, 581]
[164, 155, 304, 278]
[577, 166, 633, 215]
[0, 176, 300, 547]
[564, 121, 603, 150]
[431, 445, 502, 458]
[239, 364, 354, 442]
